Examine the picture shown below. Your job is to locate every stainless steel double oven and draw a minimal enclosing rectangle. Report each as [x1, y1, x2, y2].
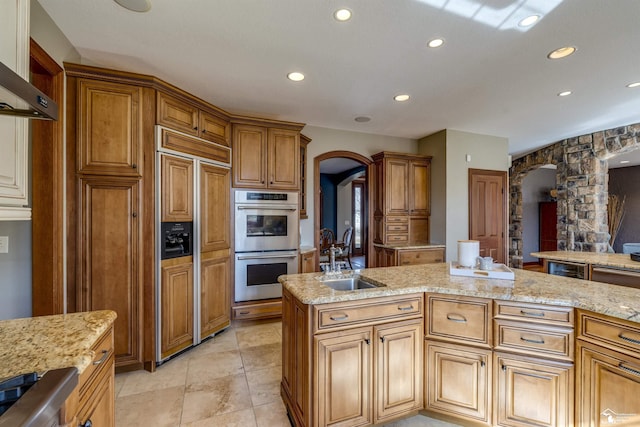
[234, 190, 299, 302]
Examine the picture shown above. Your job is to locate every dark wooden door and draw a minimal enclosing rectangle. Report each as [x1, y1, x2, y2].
[469, 169, 507, 264]
[539, 201, 558, 252]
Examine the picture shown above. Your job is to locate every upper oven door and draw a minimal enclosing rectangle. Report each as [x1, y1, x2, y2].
[235, 204, 298, 252]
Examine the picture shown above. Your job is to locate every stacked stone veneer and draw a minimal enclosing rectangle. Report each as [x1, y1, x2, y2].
[509, 122, 640, 269]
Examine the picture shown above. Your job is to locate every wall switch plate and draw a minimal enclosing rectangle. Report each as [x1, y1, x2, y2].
[0, 236, 8, 253]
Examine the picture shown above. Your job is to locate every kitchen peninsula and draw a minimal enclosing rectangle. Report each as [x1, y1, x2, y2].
[279, 264, 640, 427]
[0, 310, 116, 427]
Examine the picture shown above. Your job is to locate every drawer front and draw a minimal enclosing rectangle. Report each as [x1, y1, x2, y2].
[426, 295, 492, 346]
[316, 294, 423, 331]
[78, 327, 114, 399]
[233, 301, 282, 320]
[386, 234, 408, 243]
[386, 224, 408, 232]
[398, 249, 444, 265]
[494, 300, 574, 326]
[578, 310, 640, 356]
[494, 320, 574, 360]
[386, 216, 408, 224]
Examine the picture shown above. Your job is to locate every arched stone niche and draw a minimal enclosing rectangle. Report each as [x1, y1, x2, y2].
[508, 122, 640, 269]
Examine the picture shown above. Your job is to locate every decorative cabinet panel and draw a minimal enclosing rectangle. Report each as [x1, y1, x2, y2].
[77, 79, 143, 177]
[160, 259, 194, 359]
[200, 251, 230, 339]
[299, 133, 311, 218]
[300, 248, 316, 273]
[161, 154, 193, 222]
[200, 162, 230, 251]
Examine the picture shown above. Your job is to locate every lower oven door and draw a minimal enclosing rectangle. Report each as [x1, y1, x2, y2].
[234, 250, 298, 302]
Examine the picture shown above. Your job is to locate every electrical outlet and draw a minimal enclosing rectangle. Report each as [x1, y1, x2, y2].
[0, 236, 8, 254]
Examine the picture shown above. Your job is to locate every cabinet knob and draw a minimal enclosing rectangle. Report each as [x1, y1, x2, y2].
[132, 163, 137, 169]
[480, 361, 485, 367]
[364, 338, 370, 345]
[132, 212, 138, 218]
[194, 126, 198, 131]
[80, 420, 92, 427]
[202, 129, 206, 133]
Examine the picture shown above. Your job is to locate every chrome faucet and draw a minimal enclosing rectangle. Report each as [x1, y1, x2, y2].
[320, 244, 345, 275]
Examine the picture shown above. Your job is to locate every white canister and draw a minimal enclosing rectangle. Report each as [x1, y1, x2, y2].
[458, 240, 480, 268]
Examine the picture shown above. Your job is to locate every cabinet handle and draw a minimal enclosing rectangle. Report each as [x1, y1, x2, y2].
[397, 305, 414, 311]
[618, 332, 640, 345]
[238, 311, 250, 315]
[79, 420, 92, 427]
[93, 349, 109, 366]
[520, 335, 545, 345]
[202, 129, 206, 133]
[329, 313, 349, 321]
[132, 212, 138, 218]
[194, 126, 198, 131]
[520, 310, 545, 317]
[619, 363, 640, 377]
[364, 338, 370, 345]
[446, 313, 467, 323]
[502, 364, 506, 372]
[132, 163, 137, 169]
[480, 361, 485, 367]
[380, 336, 385, 343]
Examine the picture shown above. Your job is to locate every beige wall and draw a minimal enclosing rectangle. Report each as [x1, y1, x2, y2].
[31, 0, 80, 66]
[300, 125, 417, 247]
[419, 129, 509, 261]
[417, 130, 446, 245]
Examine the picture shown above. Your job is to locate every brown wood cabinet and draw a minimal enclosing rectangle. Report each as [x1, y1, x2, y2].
[299, 248, 316, 273]
[374, 246, 445, 267]
[160, 258, 194, 359]
[232, 124, 300, 190]
[161, 154, 193, 222]
[157, 91, 230, 146]
[372, 152, 431, 249]
[299, 134, 311, 218]
[200, 162, 231, 251]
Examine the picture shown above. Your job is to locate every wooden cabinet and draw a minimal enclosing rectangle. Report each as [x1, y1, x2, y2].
[200, 162, 231, 251]
[200, 251, 231, 339]
[300, 248, 316, 273]
[374, 245, 445, 267]
[161, 154, 193, 222]
[299, 134, 311, 218]
[372, 152, 432, 248]
[77, 79, 143, 177]
[576, 310, 640, 426]
[232, 124, 300, 190]
[157, 91, 230, 146]
[160, 258, 194, 359]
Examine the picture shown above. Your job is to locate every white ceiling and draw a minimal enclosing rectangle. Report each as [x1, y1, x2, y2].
[38, 0, 640, 159]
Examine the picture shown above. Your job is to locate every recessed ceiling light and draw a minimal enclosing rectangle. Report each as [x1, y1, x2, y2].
[620, 160, 630, 164]
[334, 9, 352, 21]
[427, 38, 444, 48]
[354, 116, 371, 123]
[547, 46, 576, 60]
[558, 91, 572, 97]
[287, 72, 305, 82]
[394, 94, 410, 102]
[627, 82, 640, 88]
[518, 15, 540, 27]
[114, 0, 151, 12]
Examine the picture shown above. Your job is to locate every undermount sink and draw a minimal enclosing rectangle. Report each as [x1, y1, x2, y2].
[318, 275, 386, 291]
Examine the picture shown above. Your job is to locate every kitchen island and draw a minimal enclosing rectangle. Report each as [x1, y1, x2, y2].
[279, 264, 640, 427]
[0, 310, 116, 427]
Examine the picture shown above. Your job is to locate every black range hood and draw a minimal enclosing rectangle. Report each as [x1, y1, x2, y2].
[0, 61, 58, 121]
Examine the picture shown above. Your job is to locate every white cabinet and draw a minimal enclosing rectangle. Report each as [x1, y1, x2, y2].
[0, 0, 30, 219]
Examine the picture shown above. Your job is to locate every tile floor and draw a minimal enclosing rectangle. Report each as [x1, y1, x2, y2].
[115, 319, 460, 426]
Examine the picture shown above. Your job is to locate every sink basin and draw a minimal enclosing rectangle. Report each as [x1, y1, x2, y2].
[318, 275, 386, 291]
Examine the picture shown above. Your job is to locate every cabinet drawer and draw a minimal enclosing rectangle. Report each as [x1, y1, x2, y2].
[577, 310, 640, 357]
[315, 294, 423, 331]
[494, 300, 574, 326]
[398, 249, 444, 265]
[386, 234, 408, 243]
[386, 224, 408, 232]
[386, 216, 408, 224]
[232, 301, 282, 320]
[78, 327, 114, 400]
[426, 295, 492, 346]
[494, 320, 574, 361]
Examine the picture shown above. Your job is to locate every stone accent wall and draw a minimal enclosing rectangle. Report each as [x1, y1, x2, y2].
[509, 122, 640, 269]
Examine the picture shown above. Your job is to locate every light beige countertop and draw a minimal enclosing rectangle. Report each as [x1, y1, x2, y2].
[0, 310, 117, 380]
[531, 251, 640, 270]
[300, 245, 316, 254]
[279, 263, 640, 323]
[372, 242, 446, 250]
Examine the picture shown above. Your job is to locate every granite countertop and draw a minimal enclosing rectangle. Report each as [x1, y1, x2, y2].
[531, 251, 640, 270]
[372, 242, 446, 250]
[300, 246, 316, 254]
[279, 264, 640, 323]
[0, 310, 117, 380]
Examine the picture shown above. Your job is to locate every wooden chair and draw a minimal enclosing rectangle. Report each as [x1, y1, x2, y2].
[319, 228, 335, 262]
[335, 226, 354, 269]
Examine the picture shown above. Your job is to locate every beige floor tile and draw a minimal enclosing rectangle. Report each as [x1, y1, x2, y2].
[115, 385, 184, 427]
[245, 366, 283, 406]
[114, 372, 126, 398]
[186, 349, 244, 385]
[190, 328, 239, 354]
[382, 415, 462, 426]
[180, 407, 257, 427]
[240, 342, 282, 372]
[236, 325, 282, 349]
[181, 374, 252, 423]
[117, 355, 189, 397]
[253, 400, 292, 427]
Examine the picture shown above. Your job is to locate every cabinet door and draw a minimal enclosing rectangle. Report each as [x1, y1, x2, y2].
[199, 110, 230, 146]
[232, 125, 267, 188]
[494, 353, 573, 427]
[160, 259, 194, 359]
[375, 320, 423, 422]
[157, 92, 198, 136]
[576, 341, 640, 426]
[200, 251, 230, 339]
[409, 160, 430, 216]
[267, 128, 300, 190]
[385, 158, 409, 215]
[300, 250, 316, 273]
[78, 79, 142, 176]
[200, 162, 230, 251]
[77, 367, 115, 427]
[161, 154, 193, 222]
[398, 248, 444, 266]
[79, 178, 143, 368]
[315, 327, 372, 427]
[425, 341, 491, 424]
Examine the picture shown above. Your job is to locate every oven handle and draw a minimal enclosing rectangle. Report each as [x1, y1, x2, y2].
[237, 254, 298, 260]
[236, 205, 297, 211]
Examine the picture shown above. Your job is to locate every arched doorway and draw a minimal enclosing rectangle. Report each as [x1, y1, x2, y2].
[314, 151, 374, 269]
